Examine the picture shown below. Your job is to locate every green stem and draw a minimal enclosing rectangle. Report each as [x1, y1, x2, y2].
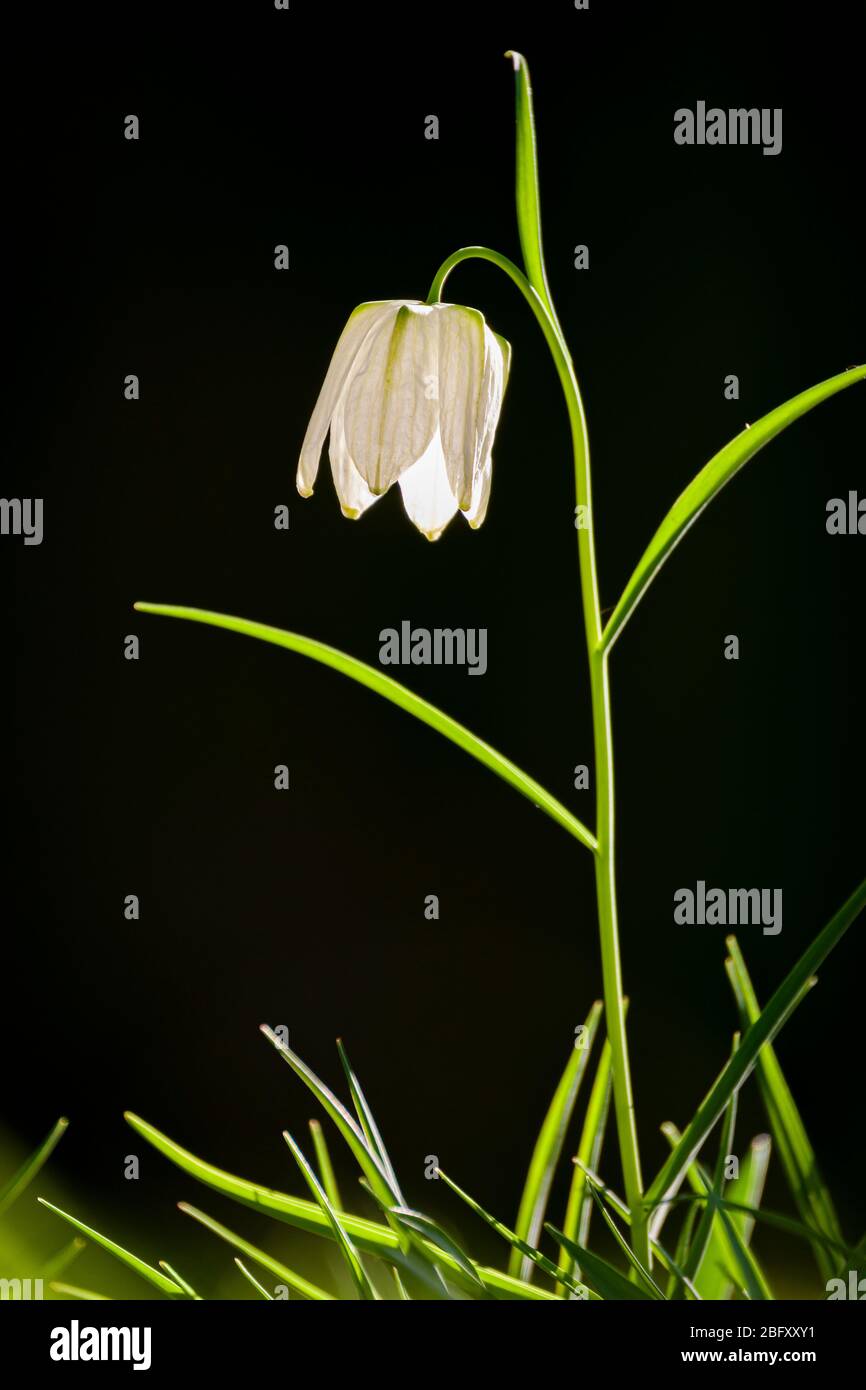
[427, 246, 648, 1268]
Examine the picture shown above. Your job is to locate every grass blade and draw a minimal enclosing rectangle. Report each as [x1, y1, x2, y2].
[725, 938, 842, 1281]
[36, 1198, 182, 1297]
[662, 1124, 773, 1300]
[602, 365, 866, 651]
[41, 1237, 86, 1281]
[284, 1130, 378, 1299]
[663, 1192, 854, 1263]
[648, 979, 812, 1247]
[708, 1202, 770, 1301]
[0, 1117, 68, 1217]
[233, 1262, 273, 1301]
[125, 1111, 556, 1300]
[158, 1260, 201, 1299]
[545, 1223, 653, 1301]
[588, 1186, 665, 1298]
[336, 1039, 405, 1205]
[50, 1282, 111, 1301]
[438, 1169, 595, 1299]
[357, 1178, 465, 1299]
[235, 1258, 274, 1300]
[505, 52, 557, 320]
[178, 1203, 334, 1300]
[574, 1161, 702, 1300]
[259, 1027, 395, 1209]
[510, 1001, 602, 1280]
[646, 874, 866, 1216]
[355, 1179, 454, 1299]
[695, 1134, 771, 1301]
[559, 1032, 614, 1293]
[126, 1109, 397, 1250]
[308, 1119, 342, 1213]
[667, 1200, 700, 1300]
[133, 603, 597, 854]
[674, 1036, 740, 1298]
[387, 1206, 488, 1294]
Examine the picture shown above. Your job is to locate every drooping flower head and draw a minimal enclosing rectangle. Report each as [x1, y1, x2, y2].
[297, 300, 511, 540]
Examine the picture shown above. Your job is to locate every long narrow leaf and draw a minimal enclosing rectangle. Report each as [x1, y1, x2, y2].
[648, 976, 813, 1246]
[438, 1169, 595, 1299]
[695, 1134, 771, 1301]
[260, 1027, 395, 1209]
[387, 1207, 487, 1294]
[284, 1130, 378, 1299]
[133, 603, 597, 853]
[574, 1161, 702, 1301]
[126, 1109, 393, 1248]
[510, 1001, 602, 1280]
[336, 1039, 405, 1205]
[675, 1036, 740, 1298]
[178, 1203, 334, 1300]
[662, 1124, 773, 1300]
[646, 875, 866, 1214]
[545, 1223, 653, 1301]
[235, 1258, 274, 1300]
[602, 366, 866, 651]
[505, 51, 558, 321]
[559, 1035, 613, 1293]
[158, 1261, 201, 1300]
[356, 1179, 455, 1299]
[0, 1118, 68, 1217]
[588, 1186, 665, 1298]
[725, 938, 842, 1281]
[668, 1201, 700, 1300]
[661, 1193, 854, 1263]
[308, 1119, 342, 1212]
[50, 1282, 111, 1301]
[124, 1112, 557, 1301]
[41, 1238, 86, 1281]
[37, 1198, 182, 1297]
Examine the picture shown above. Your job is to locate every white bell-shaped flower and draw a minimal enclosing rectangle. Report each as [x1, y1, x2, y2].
[297, 300, 511, 540]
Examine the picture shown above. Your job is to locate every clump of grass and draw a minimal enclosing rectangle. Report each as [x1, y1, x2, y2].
[23, 892, 866, 1299]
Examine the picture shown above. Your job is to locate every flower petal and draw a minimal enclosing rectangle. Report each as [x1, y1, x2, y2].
[398, 432, 460, 541]
[296, 301, 409, 498]
[461, 328, 510, 520]
[464, 454, 493, 529]
[328, 401, 380, 520]
[435, 304, 488, 510]
[343, 304, 439, 496]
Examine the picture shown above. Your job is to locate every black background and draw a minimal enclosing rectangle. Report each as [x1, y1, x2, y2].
[3, 0, 864, 1296]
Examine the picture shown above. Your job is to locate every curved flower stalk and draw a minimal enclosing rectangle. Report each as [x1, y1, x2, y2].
[297, 299, 511, 540]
